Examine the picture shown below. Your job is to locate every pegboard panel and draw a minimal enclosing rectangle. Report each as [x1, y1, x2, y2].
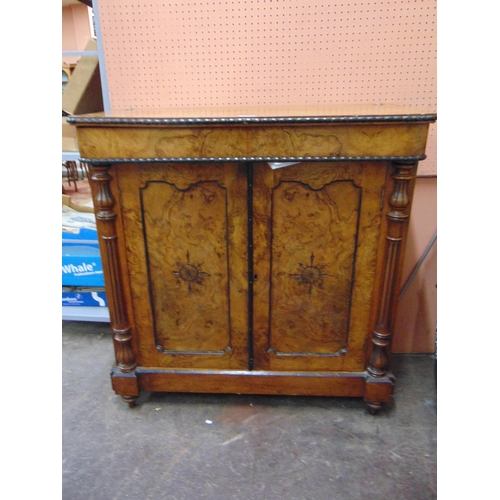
[97, 0, 436, 174]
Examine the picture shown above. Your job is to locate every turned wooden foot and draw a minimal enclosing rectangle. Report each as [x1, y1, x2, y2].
[122, 395, 138, 408]
[366, 401, 382, 415]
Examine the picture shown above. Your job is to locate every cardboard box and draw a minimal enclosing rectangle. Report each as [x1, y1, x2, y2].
[62, 291, 108, 307]
[62, 216, 104, 287]
[62, 116, 78, 152]
[62, 244, 104, 287]
[62, 38, 104, 115]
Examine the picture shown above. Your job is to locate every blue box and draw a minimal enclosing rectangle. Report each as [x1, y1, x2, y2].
[62, 227, 99, 246]
[62, 291, 108, 307]
[62, 228, 105, 287]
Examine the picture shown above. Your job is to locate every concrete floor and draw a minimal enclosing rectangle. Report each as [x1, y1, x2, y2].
[62, 321, 437, 500]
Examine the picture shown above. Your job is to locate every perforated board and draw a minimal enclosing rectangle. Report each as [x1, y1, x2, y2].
[97, 0, 436, 175]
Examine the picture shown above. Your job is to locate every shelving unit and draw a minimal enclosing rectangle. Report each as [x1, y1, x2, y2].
[62, 199, 110, 323]
[63, 1, 110, 322]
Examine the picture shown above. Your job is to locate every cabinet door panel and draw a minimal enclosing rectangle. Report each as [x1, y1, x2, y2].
[141, 180, 230, 352]
[253, 162, 387, 372]
[269, 179, 360, 355]
[117, 162, 249, 369]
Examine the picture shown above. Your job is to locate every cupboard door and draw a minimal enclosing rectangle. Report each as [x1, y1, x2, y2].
[252, 162, 387, 372]
[116, 162, 249, 369]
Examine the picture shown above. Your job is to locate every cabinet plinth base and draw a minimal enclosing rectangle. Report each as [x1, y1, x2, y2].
[364, 373, 395, 414]
[110, 367, 395, 411]
[110, 368, 139, 402]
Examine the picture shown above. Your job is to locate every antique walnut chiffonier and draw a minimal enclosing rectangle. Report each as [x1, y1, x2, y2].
[68, 104, 436, 413]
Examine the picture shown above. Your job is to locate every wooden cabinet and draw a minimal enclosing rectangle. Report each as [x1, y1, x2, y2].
[68, 104, 436, 412]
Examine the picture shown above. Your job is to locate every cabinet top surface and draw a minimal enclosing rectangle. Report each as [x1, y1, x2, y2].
[67, 103, 436, 126]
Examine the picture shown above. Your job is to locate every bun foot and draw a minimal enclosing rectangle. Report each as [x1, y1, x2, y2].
[122, 395, 138, 408]
[366, 401, 382, 415]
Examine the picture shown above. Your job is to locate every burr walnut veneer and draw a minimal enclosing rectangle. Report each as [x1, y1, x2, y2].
[68, 104, 436, 413]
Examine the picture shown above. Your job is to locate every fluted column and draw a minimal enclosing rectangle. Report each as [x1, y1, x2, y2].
[367, 160, 416, 378]
[89, 164, 138, 406]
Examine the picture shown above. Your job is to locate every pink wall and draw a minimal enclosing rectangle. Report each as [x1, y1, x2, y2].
[97, 0, 436, 176]
[91, 0, 438, 352]
[62, 4, 93, 65]
[393, 177, 437, 353]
